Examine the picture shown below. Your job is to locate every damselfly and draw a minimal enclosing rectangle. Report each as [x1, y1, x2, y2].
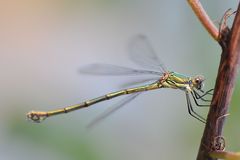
[27, 35, 213, 124]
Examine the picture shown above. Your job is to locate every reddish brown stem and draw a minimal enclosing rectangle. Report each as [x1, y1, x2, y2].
[187, 0, 219, 41]
[196, 2, 240, 160]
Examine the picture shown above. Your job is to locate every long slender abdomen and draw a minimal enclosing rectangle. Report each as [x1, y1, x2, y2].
[27, 82, 161, 123]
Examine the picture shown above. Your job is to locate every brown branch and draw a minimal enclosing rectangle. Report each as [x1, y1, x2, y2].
[187, 0, 219, 41]
[196, 2, 240, 160]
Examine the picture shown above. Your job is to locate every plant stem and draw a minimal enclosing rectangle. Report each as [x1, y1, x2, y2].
[187, 0, 219, 41]
[196, 2, 240, 160]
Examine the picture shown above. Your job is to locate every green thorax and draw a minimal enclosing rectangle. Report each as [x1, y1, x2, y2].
[168, 72, 191, 84]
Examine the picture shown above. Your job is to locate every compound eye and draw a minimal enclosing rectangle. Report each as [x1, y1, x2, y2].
[195, 78, 200, 84]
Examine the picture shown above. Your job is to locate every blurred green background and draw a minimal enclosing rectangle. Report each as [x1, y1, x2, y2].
[1, 1, 240, 160]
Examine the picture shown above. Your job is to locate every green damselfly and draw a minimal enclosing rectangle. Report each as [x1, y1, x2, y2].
[27, 35, 213, 125]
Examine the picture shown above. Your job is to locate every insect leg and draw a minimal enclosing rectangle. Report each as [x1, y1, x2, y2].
[186, 92, 206, 123]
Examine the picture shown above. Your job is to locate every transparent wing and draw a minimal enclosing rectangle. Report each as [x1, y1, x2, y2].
[79, 63, 163, 76]
[120, 77, 159, 88]
[86, 93, 141, 129]
[128, 34, 167, 72]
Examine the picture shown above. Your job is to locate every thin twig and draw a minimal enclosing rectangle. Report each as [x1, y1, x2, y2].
[196, 2, 240, 160]
[210, 150, 240, 159]
[187, 0, 219, 41]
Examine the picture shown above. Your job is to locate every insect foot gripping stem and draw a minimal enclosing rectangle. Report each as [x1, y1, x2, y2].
[26, 111, 47, 123]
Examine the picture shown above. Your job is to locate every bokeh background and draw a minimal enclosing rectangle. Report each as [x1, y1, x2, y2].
[1, 1, 240, 160]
